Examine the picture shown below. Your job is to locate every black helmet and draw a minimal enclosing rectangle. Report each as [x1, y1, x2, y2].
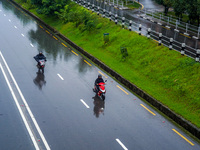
[98, 74, 102, 78]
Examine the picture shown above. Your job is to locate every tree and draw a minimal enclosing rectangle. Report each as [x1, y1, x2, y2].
[173, 0, 186, 19]
[31, 0, 42, 6]
[197, 0, 200, 25]
[155, 0, 173, 15]
[33, 0, 68, 16]
[186, 0, 198, 24]
[163, 0, 173, 15]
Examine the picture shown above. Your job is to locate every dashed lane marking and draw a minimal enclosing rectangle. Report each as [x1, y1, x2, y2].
[84, 60, 92, 66]
[172, 129, 194, 146]
[116, 85, 129, 95]
[116, 139, 128, 150]
[140, 104, 156, 116]
[45, 30, 50, 34]
[98, 71, 108, 78]
[53, 36, 58, 40]
[30, 43, 34, 47]
[62, 43, 67, 47]
[57, 74, 64, 80]
[80, 99, 90, 108]
[72, 50, 78, 56]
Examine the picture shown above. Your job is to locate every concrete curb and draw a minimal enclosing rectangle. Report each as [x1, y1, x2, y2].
[11, 0, 200, 140]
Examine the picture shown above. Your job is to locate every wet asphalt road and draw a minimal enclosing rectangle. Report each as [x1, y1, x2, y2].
[138, 0, 164, 10]
[0, 0, 200, 150]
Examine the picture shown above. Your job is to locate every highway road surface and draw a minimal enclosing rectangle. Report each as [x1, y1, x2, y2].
[0, 0, 200, 149]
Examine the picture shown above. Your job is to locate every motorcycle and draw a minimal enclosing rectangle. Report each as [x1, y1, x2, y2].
[93, 80, 107, 100]
[37, 59, 45, 73]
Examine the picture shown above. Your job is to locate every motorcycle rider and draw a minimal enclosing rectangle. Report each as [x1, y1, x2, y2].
[94, 74, 105, 92]
[34, 52, 46, 66]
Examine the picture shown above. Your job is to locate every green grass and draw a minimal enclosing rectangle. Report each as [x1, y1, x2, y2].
[15, 1, 200, 128]
[124, 1, 141, 9]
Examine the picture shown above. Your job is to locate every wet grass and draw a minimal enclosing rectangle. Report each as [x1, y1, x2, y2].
[15, 1, 200, 128]
[124, 1, 141, 9]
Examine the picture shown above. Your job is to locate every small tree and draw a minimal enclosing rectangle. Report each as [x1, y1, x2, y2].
[155, 0, 173, 15]
[120, 46, 128, 61]
[173, 0, 186, 19]
[197, 0, 200, 25]
[186, 0, 198, 24]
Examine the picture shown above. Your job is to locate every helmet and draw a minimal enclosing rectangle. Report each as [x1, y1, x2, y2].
[39, 52, 43, 54]
[98, 74, 102, 78]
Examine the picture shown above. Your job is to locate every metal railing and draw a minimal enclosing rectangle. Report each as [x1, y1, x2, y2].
[139, 9, 200, 39]
[73, 0, 200, 62]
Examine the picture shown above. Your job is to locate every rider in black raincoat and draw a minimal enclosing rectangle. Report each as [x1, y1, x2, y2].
[34, 52, 46, 66]
[94, 74, 105, 92]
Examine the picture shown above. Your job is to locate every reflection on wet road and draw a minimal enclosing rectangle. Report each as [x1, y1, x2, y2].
[0, 0, 200, 149]
[139, 0, 164, 10]
[33, 72, 46, 90]
[93, 95, 105, 118]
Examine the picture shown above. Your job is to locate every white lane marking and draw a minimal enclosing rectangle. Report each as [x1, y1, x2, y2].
[116, 139, 128, 150]
[0, 63, 40, 150]
[30, 43, 34, 47]
[80, 99, 90, 108]
[4, 14, 6, 16]
[0, 51, 51, 150]
[9, 19, 11, 22]
[57, 74, 64, 80]
[14, 26, 17, 29]
[21, 34, 24, 37]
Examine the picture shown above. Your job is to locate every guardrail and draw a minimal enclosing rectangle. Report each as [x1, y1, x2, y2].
[74, 0, 200, 62]
[139, 9, 200, 39]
